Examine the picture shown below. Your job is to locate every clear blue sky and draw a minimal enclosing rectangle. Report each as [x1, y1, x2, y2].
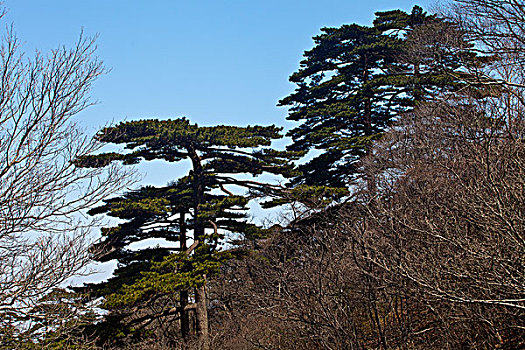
[4, 1, 431, 130]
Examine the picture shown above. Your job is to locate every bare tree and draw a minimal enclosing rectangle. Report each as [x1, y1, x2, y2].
[356, 4, 525, 345]
[0, 24, 135, 346]
[446, 0, 525, 88]
[358, 85, 525, 347]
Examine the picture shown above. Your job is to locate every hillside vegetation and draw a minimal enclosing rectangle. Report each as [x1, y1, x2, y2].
[1, 0, 524, 349]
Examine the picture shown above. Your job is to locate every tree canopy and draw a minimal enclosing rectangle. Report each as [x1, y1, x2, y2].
[280, 6, 479, 187]
[77, 118, 302, 348]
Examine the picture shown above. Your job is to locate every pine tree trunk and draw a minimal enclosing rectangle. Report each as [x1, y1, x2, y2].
[180, 290, 190, 338]
[188, 147, 210, 350]
[179, 211, 191, 339]
[362, 58, 377, 194]
[195, 276, 210, 350]
[413, 62, 421, 102]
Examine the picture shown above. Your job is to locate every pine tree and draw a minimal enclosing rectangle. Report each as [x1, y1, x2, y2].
[77, 118, 302, 348]
[279, 6, 478, 187]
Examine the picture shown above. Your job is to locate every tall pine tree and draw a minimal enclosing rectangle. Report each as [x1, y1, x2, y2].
[77, 118, 302, 348]
[280, 6, 478, 187]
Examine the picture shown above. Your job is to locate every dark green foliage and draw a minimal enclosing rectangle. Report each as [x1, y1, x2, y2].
[280, 6, 479, 187]
[0, 289, 98, 350]
[77, 118, 303, 346]
[261, 184, 349, 209]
